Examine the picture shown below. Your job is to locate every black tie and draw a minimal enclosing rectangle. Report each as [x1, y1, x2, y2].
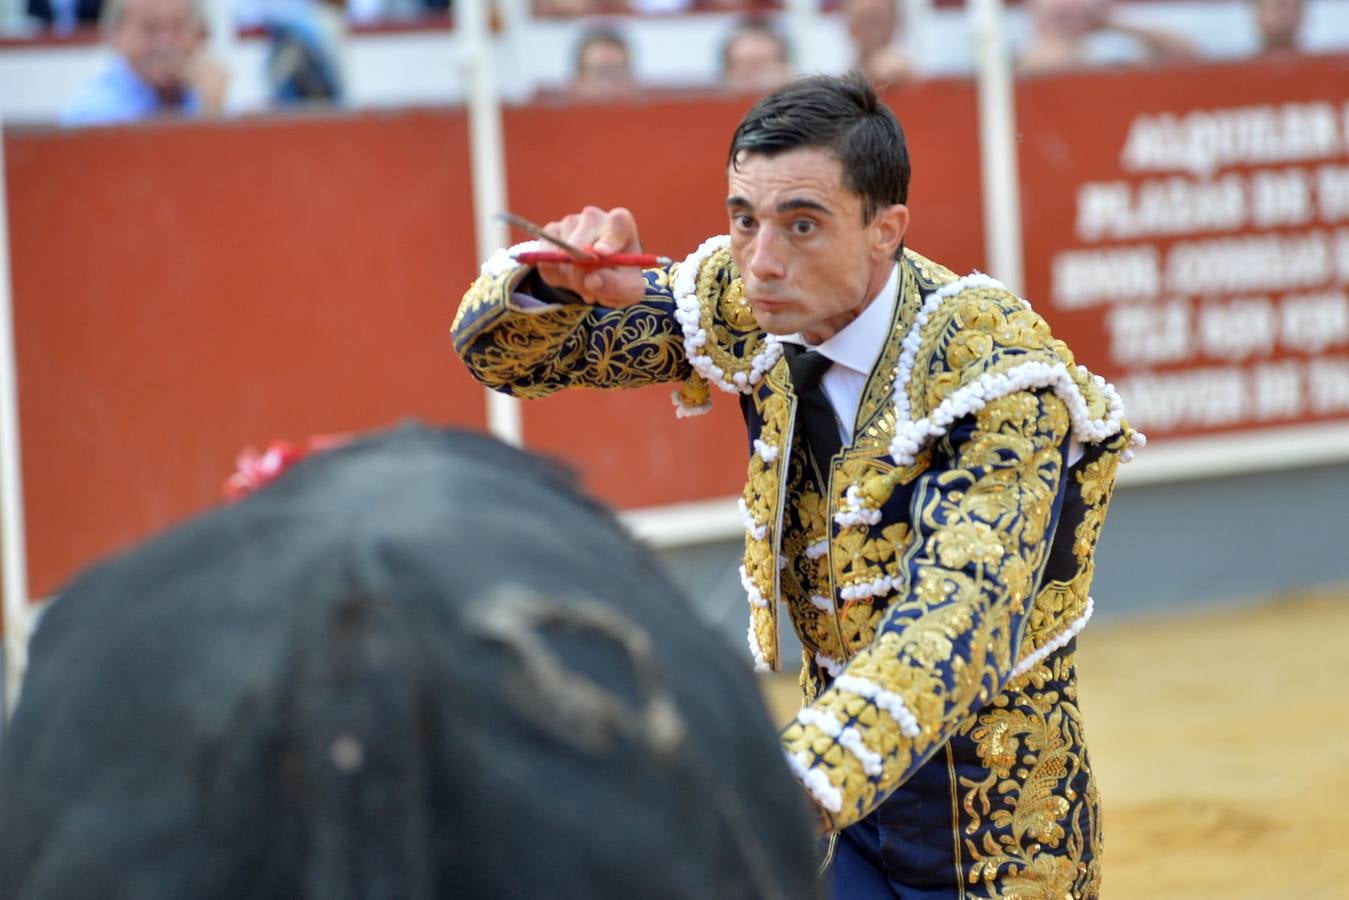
[784, 345, 843, 474]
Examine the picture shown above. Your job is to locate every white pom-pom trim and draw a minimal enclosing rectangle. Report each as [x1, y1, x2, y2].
[748, 620, 770, 672]
[834, 483, 883, 527]
[814, 652, 844, 679]
[838, 727, 885, 777]
[1008, 596, 1094, 680]
[672, 235, 782, 395]
[805, 538, 830, 560]
[839, 575, 894, 602]
[833, 674, 922, 739]
[752, 438, 780, 462]
[797, 708, 842, 734]
[889, 272, 1136, 464]
[480, 240, 542, 279]
[737, 498, 768, 542]
[1121, 429, 1147, 463]
[671, 390, 712, 418]
[888, 360, 1129, 466]
[797, 709, 884, 778]
[786, 751, 843, 813]
[810, 594, 833, 612]
[893, 272, 1014, 424]
[739, 564, 768, 608]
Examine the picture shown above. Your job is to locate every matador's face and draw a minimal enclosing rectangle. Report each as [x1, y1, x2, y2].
[725, 147, 907, 344]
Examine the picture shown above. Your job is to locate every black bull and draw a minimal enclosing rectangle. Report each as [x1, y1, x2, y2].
[0, 424, 817, 899]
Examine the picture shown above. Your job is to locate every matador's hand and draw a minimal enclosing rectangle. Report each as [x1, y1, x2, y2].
[534, 206, 648, 308]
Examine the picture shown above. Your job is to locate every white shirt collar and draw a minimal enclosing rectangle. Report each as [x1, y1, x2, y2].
[780, 262, 900, 377]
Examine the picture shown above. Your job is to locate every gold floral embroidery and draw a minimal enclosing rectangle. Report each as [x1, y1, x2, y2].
[797, 490, 828, 539]
[906, 285, 1069, 425]
[694, 248, 776, 385]
[782, 444, 853, 664]
[1073, 451, 1121, 566]
[719, 278, 757, 330]
[674, 372, 711, 411]
[451, 276, 497, 336]
[935, 520, 1006, 568]
[906, 247, 960, 287]
[799, 648, 820, 704]
[794, 611, 847, 661]
[454, 266, 690, 398]
[1013, 436, 1128, 688]
[832, 529, 884, 589]
[958, 648, 1100, 898]
[739, 379, 794, 671]
[839, 601, 885, 653]
[947, 329, 995, 370]
[750, 605, 777, 669]
[781, 387, 1071, 829]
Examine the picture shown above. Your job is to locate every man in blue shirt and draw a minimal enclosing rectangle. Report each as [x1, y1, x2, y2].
[62, 0, 228, 126]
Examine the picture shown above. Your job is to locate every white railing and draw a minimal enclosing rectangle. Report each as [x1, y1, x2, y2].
[0, 118, 32, 720]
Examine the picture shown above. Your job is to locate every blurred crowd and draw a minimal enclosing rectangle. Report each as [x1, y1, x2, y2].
[6, 0, 1328, 126]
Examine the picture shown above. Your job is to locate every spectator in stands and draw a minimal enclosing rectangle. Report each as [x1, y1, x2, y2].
[26, 0, 102, 33]
[1019, 0, 1197, 73]
[264, 0, 346, 106]
[842, 0, 915, 89]
[1253, 0, 1304, 54]
[569, 25, 638, 99]
[61, 0, 228, 126]
[720, 18, 794, 94]
[345, 0, 453, 25]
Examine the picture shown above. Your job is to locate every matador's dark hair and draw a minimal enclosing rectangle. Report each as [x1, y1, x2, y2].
[727, 71, 911, 222]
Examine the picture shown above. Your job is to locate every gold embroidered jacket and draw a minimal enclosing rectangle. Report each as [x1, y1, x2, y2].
[453, 236, 1140, 896]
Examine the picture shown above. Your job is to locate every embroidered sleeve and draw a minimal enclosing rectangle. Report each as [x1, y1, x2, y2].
[891, 280, 1136, 464]
[781, 387, 1073, 830]
[451, 238, 776, 416]
[451, 248, 690, 399]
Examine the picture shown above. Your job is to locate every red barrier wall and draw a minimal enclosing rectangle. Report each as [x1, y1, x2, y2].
[7, 110, 487, 596]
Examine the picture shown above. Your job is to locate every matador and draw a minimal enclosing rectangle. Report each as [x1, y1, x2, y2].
[453, 73, 1142, 898]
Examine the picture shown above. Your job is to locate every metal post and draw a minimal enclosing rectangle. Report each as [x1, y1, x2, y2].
[970, 0, 1025, 295]
[0, 121, 32, 721]
[459, 0, 523, 447]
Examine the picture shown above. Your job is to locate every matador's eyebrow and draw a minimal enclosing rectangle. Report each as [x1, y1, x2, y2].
[775, 198, 832, 216]
[725, 196, 834, 216]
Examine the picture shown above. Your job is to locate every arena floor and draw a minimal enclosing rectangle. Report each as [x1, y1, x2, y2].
[761, 584, 1349, 897]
